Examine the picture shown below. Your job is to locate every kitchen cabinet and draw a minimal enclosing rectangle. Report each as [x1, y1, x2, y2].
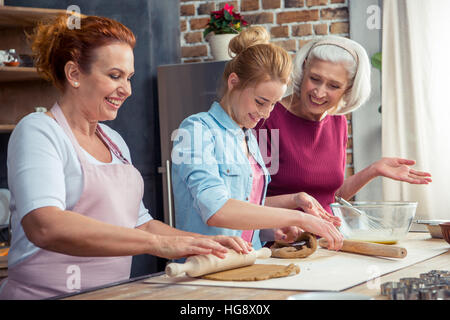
[157, 61, 227, 226]
[0, 5, 63, 132]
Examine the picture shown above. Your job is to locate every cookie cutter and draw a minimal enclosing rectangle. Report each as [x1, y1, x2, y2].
[380, 270, 450, 300]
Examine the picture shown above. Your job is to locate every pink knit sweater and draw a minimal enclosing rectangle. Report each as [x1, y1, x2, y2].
[255, 102, 348, 214]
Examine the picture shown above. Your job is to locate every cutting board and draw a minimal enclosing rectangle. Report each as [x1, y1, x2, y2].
[145, 233, 449, 292]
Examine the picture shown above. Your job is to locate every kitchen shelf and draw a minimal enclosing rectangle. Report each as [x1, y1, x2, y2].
[0, 66, 41, 82]
[0, 5, 60, 135]
[0, 5, 66, 28]
[0, 124, 15, 133]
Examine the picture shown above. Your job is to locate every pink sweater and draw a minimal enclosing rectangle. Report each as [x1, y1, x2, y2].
[256, 102, 348, 214]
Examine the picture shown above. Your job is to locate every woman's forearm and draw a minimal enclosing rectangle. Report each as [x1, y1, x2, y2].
[139, 219, 209, 238]
[264, 193, 298, 209]
[22, 206, 161, 257]
[207, 198, 303, 229]
[336, 163, 378, 200]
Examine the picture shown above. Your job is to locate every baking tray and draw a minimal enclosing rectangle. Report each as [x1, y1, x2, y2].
[415, 220, 450, 239]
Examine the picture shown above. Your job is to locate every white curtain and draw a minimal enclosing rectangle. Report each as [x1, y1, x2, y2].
[382, 0, 450, 222]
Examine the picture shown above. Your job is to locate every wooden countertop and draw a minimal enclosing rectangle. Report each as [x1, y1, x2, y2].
[60, 233, 450, 301]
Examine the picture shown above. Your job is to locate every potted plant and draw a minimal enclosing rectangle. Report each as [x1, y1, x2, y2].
[371, 52, 382, 113]
[203, 3, 248, 60]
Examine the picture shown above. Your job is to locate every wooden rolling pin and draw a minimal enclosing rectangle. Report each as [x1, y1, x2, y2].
[165, 247, 272, 277]
[318, 238, 407, 259]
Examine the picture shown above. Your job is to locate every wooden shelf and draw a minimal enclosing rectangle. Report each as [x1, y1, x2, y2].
[0, 5, 67, 28]
[0, 6, 62, 134]
[0, 66, 42, 82]
[0, 124, 15, 133]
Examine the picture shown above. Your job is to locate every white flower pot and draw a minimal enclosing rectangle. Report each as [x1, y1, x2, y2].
[208, 33, 237, 61]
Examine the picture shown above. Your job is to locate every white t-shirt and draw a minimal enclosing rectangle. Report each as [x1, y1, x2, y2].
[6, 112, 153, 267]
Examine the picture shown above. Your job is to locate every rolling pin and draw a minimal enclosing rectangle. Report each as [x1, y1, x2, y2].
[318, 238, 407, 259]
[165, 247, 272, 277]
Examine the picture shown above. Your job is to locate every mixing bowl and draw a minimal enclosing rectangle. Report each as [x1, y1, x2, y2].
[330, 201, 418, 244]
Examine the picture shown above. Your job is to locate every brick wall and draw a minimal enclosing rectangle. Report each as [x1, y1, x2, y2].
[180, 0, 349, 62]
[179, 0, 353, 177]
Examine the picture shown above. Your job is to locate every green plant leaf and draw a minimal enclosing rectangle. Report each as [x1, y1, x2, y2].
[224, 10, 233, 21]
[203, 27, 212, 38]
[371, 52, 382, 71]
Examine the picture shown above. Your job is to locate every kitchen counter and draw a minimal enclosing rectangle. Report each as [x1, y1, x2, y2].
[60, 232, 449, 300]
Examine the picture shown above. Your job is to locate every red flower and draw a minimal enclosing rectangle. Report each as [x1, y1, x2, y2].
[211, 10, 224, 19]
[223, 3, 234, 14]
[232, 12, 241, 19]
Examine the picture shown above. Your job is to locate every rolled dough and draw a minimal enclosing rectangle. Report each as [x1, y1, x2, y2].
[201, 263, 300, 281]
[271, 232, 318, 259]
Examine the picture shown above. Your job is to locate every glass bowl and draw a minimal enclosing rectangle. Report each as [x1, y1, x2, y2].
[330, 201, 418, 244]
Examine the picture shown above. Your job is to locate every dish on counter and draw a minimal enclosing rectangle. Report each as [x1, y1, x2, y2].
[415, 220, 450, 238]
[440, 222, 450, 245]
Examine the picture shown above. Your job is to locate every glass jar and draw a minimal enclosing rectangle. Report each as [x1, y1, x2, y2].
[5, 49, 20, 66]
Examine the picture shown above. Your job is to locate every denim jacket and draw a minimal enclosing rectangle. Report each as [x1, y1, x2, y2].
[171, 101, 271, 249]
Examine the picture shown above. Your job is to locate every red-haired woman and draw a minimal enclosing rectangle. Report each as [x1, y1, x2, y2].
[0, 14, 248, 300]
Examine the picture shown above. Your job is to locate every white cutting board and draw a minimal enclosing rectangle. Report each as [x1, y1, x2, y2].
[145, 233, 449, 291]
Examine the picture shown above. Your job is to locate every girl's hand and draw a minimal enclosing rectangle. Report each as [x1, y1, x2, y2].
[294, 192, 341, 227]
[298, 214, 344, 251]
[273, 226, 303, 243]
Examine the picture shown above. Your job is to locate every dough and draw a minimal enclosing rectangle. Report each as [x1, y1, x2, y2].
[270, 232, 317, 259]
[202, 263, 300, 281]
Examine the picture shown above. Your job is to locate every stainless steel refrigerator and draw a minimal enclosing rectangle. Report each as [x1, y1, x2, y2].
[157, 60, 227, 227]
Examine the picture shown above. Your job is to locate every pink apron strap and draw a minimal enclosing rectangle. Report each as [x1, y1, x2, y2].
[50, 103, 85, 160]
[51, 103, 128, 164]
[95, 125, 130, 164]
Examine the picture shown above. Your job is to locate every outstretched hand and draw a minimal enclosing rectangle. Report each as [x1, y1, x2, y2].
[373, 157, 432, 184]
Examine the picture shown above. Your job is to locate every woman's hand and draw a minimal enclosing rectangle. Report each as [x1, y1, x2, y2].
[373, 158, 432, 184]
[293, 192, 341, 227]
[208, 235, 252, 254]
[153, 235, 230, 260]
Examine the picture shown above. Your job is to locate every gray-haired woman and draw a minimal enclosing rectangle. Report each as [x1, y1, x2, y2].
[256, 35, 431, 217]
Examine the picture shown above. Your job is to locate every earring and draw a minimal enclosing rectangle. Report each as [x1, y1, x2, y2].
[74, 82, 79, 87]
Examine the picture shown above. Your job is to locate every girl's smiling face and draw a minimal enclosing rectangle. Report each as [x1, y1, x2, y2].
[227, 74, 287, 128]
[298, 58, 349, 121]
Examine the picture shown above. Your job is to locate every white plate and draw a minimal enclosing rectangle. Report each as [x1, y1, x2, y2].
[0, 189, 11, 225]
[287, 292, 372, 300]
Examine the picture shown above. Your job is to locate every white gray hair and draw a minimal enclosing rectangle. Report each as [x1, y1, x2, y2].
[289, 36, 371, 115]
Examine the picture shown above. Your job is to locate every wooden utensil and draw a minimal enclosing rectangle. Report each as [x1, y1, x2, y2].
[319, 238, 407, 259]
[165, 247, 272, 277]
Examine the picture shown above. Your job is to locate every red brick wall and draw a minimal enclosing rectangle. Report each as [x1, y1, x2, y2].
[180, 0, 349, 62]
[179, 0, 353, 177]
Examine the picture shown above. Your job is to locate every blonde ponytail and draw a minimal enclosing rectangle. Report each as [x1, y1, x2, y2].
[220, 26, 292, 98]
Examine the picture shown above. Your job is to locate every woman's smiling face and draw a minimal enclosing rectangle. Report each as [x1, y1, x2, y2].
[77, 42, 135, 121]
[298, 58, 349, 121]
